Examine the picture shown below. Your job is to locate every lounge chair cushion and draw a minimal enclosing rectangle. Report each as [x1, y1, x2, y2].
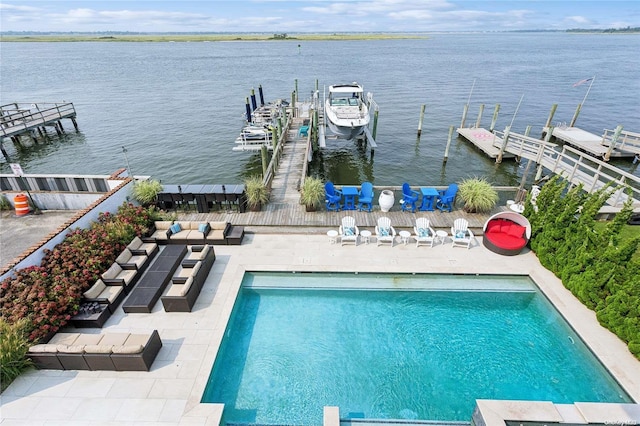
[102, 263, 122, 280]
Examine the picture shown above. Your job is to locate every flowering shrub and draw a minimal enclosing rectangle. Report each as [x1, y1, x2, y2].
[0, 202, 155, 342]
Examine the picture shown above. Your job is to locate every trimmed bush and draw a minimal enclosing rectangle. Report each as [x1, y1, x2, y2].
[525, 176, 640, 359]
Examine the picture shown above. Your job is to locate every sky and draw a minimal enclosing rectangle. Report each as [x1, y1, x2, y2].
[1, 1, 639, 33]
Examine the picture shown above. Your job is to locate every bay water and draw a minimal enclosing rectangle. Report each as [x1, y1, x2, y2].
[1, 33, 639, 186]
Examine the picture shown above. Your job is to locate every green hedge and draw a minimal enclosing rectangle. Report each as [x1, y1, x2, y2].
[525, 176, 640, 358]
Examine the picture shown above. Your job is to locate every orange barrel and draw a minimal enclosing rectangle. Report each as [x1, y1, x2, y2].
[14, 194, 30, 216]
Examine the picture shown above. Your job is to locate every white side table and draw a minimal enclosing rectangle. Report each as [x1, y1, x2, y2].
[435, 230, 448, 245]
[509, 203, 525, 214]
[399, 230, 411, 245]
[327, 230, 338, 244]
[360, 230, 372, 245]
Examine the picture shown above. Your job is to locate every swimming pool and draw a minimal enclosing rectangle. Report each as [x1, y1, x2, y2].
[201, 272, 630, 425]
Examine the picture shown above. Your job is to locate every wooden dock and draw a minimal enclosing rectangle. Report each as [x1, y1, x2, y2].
[457, 127, 514, 159]
[543, 126, 637, 159]
[1, 102, 78, 157]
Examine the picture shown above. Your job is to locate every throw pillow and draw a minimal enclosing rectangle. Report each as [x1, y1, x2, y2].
[198, 223, 208, 233]
[380, 227, 389, 237]
[455, 230, 466, 239]
[344, 227, 354, 236]
[506, 224, 525, 238]
[418, 228, 429, 237]
[170, 223, 181, 234]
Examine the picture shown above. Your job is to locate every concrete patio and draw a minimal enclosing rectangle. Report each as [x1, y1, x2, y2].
[1, 231, 640, 425]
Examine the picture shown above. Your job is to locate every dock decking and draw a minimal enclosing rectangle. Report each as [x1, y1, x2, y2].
[457, 127, 514, 159]
[544, 126, 638, 159]
[1, 102, 78, 140]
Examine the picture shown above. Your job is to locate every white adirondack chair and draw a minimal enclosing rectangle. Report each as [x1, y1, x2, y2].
[451, 218, 474, 249]
[375, 217, 397, 247]
[414, 218, 436, 247]
[339, 216, 359, 246]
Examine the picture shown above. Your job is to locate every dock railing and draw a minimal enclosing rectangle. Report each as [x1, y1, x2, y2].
[544, 145, 640, 207]
[601, 128, 640, 155]
[262, 110, 292, 189]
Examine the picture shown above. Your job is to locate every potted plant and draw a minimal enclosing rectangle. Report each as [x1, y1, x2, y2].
[300, 176, 325, 212]
[244, 175, 269, 211]
[458, 177, 498, 213]
[131, 179, 163, 207]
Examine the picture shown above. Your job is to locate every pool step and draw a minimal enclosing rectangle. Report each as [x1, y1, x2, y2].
[342, 420, 470, 426]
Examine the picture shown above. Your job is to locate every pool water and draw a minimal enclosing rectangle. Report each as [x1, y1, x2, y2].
[201, 273, 630, 425]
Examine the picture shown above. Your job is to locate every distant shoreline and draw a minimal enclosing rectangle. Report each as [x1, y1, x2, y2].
[0, 33, 429, 42]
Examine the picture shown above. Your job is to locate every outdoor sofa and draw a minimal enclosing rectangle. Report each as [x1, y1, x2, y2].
[27, 330, 162, 371]
[161, 244, 216, 312]
[146, 220, 242, 245]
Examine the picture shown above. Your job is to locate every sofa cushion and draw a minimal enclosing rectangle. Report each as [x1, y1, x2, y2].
[97, 333, 130, 346]
[84, 345, 113, 354]
[116, 249, 132, 264]
[102, 263, 122, 280]
[29, 344, 59, 353]
[49, 333, 80, 346]
[57, 344, 86, 354]
[486, 220, 502, 234]
[84, 279, 107, 299]
[180, 277, 194, 296]
[166, 283, 185, 297]
[506, 224, 525, 238]
[74, 334, 104, 345]
[210, 221, 228, 230]
[112, 344, 144, 354]
[155, 221, 173, 230]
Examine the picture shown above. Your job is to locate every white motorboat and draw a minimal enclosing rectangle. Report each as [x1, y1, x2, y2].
[324, 82, 370, 140]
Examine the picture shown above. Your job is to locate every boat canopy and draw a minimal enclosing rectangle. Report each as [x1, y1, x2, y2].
[329, 84, 363, 94]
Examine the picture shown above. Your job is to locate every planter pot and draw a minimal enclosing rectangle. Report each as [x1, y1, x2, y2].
[248, 203, 262, 212]
[379, 190, 395, 212]
[305, 204, 317, 212]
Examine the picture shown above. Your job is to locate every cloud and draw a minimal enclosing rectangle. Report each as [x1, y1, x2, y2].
[565, 15, 591, 25]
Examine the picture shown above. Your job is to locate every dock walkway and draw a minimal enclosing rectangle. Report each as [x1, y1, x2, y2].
[457, 127, 514, 159]
[543, 126, 638, 159]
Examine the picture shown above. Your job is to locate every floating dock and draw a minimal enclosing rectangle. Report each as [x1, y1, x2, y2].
[456, 127, 514, 159]
[543, 126, 638, 159]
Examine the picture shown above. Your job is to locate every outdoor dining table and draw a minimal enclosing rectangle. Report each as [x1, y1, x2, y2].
[158, 184, 246, 213]
[341, 186, 359, 210]
[419, 187, 440, 211]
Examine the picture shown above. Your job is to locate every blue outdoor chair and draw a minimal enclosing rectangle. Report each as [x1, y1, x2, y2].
[436, 183, 459, 212]
[400, 182, 420, 212]
[325, 181, 342, 211]
[357, 182, 374, 212]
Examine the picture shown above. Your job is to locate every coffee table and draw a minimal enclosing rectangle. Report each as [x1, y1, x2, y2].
[71, 302, 111, 328]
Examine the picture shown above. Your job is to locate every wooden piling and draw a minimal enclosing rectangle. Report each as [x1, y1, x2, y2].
[417, 104, 425, 137]
[250, 89, 257, 111]
[544, 104, 558, 129]
[489, 104, 500, 132]
[444, 125, 454, 163]
[524, 125, 531, 137]
[261, 145, 268, 177]
[460, 104, 469, 129]
[569, 103, 582, 127]
[291, 91, 296, 118]
[535, 128, 554, 181]
[70, 117, 79, 131]
[604, 125, 624, 161]
[295, 79, 299, 102]
[475, 104, 484, 129]
[372, 109, 379, 142]
[496, 125, 511, 163]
